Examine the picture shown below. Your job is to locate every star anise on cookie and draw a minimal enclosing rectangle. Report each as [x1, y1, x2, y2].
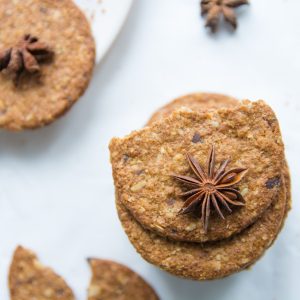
[201, 0, 249, 32]
[0, 34, 53, 83]
[172, 145, 248, 232]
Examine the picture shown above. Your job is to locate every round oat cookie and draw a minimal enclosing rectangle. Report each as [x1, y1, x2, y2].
[116, 171, 288, 280]
[9, 246, 75, 300]
[110, 101, 285, 242]
[88, 258, 159, 300]
[0, 0, 95, 130]
[147, 93, 239, 125]
[148, 92, 292, 235]
[147, 92, 291, 241]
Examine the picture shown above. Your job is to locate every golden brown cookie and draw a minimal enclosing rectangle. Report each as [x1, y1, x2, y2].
[148, 92, 291, 227]
[9, 246, 75, 300]
[0, 0, 95, 130]
[116, 170, 288, 280]
[147, 93, 239, 125]
[110, 101, 285, 243]
[147, 92, 292, 236]
[88, 258, 159, 300]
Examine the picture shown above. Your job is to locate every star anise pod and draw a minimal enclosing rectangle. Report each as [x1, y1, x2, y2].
[201, 0, 249, 32]
[172, 145, 248, 232]
[0, 34, 53, 83]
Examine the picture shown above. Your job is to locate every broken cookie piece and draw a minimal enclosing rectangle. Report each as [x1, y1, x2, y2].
[88, 258, 159, 300]
[9, 246, 75, 300]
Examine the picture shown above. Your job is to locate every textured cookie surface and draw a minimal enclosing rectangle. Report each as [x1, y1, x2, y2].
[88, 259, 159, 300]
[116, 171, 287, 280]
[148, 93, 291, 216]
[0, 0, 95, 130]
[9, 246, 75, 300]
[110, 101, 285, 242]
[147, 93, 239, 125]
[147, 92, 291, 233]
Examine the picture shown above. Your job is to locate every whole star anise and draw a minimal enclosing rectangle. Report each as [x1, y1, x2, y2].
[201, 0, 249, 32]
[172, 145, 248, 232]
[0, 34, 53, 83]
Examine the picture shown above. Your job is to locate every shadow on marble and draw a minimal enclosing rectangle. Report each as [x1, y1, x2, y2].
[152, 266, 239, 300]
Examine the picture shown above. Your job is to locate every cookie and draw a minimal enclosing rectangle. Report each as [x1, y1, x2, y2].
[0, 0, 95, 130]
[9, 246, 75, 300]
[148, 92, 291, 226]
[116, 170, 288, 280]
[147, 93, 239, 125]
[110, 101, 285, 243]
[88, 258, 159, 300]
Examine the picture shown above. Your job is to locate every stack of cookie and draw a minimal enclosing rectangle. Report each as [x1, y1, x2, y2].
[110, 93, 291, 280]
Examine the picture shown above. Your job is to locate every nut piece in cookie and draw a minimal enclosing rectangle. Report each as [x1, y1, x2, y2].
[88, 258, 159, 300]
[9, 246, 75, 300]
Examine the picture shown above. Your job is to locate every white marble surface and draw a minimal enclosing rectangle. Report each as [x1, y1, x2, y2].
[0, 0, 299, 299]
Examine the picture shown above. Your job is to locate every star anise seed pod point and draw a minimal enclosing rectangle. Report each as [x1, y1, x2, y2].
[0, 34, 53, 84]
[172, 145, 248, 233]
[200, 0, 249, 32]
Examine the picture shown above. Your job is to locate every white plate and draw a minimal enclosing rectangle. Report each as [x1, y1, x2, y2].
[74, 0, 133, 63]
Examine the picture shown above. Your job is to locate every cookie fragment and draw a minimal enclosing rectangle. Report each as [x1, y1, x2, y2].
[88, 258, 159, 300]
[9, 246, 75, 300]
